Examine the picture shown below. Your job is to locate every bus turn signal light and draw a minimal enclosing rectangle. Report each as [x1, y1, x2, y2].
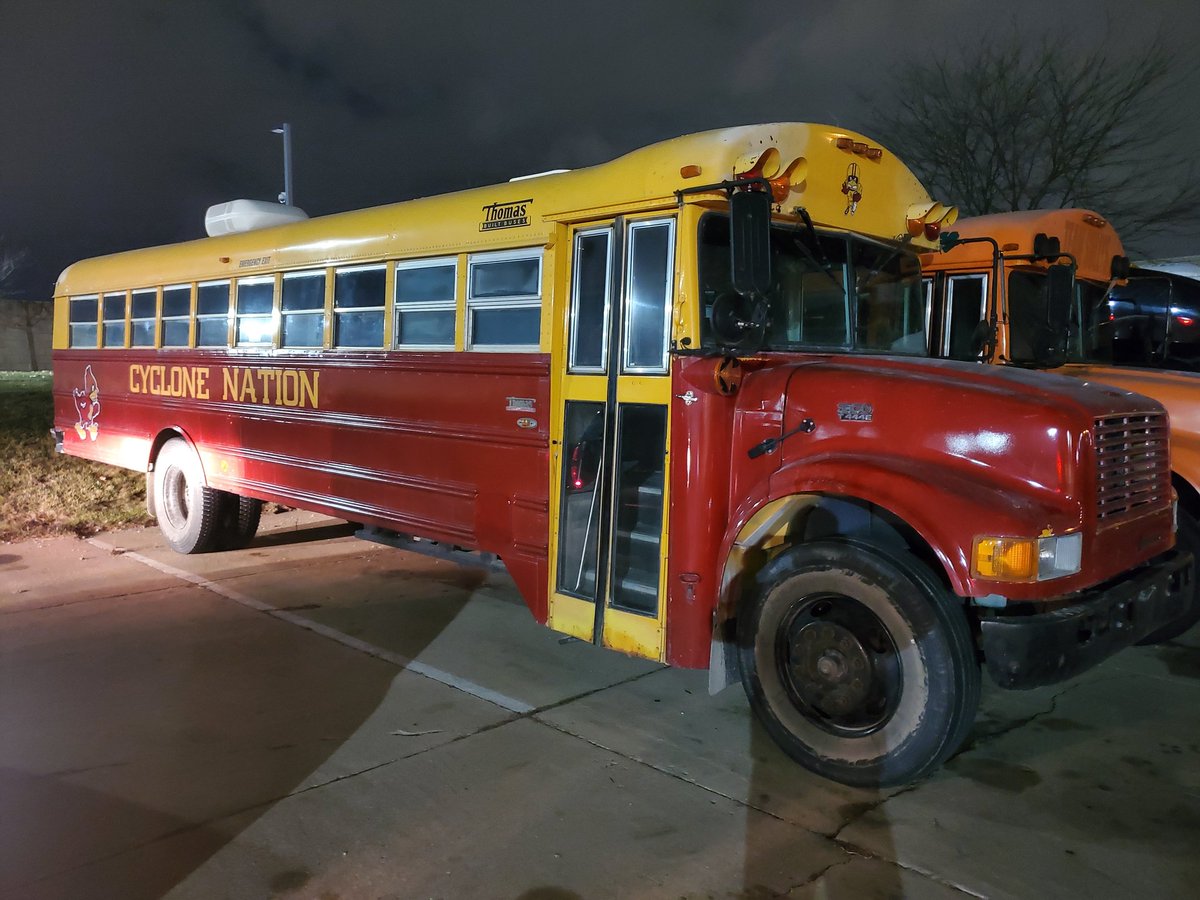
[974, 537, 1038, 581]
[973, 533, 1083, 582]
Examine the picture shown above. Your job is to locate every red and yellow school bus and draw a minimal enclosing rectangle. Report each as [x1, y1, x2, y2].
[924, 208, 1200, 641]
[53, 125, 1190, 787]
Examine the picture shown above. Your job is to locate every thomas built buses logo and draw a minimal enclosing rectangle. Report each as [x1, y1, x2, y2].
[480, 198, 532, 232]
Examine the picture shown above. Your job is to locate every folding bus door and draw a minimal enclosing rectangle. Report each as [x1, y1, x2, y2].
[548, 216, 675, 661]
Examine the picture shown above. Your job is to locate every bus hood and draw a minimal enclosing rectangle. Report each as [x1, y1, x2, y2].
[736, 353, 1166, 507]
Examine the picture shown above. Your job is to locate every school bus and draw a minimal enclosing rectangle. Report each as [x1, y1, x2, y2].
[52, 125, 1190, 787]
[924, 208, 1200, 642]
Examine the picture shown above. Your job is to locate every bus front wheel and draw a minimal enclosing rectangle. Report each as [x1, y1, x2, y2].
[153, 439, 223, 554]
[738, 540, 980, 788]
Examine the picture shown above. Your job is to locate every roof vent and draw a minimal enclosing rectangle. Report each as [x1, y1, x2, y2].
[205, 199, 308, 237]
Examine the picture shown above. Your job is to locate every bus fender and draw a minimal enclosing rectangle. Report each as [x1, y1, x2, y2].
[706, 454, 1075, 694]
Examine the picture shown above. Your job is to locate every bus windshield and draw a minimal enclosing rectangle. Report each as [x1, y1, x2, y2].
[698, 214, 926, 354]
[1057, 273, 1200, 370]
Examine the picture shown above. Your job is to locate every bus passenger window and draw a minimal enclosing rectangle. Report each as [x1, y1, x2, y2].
[395, 258, 456, 349]
[130, 289, 157, 347]
[281, 270, 327, 348]
[334, 264, 386, 348]
[161, 285, 192, 347]
[102, 292, 127, 348]
[236, 276, 275, 346]
[69, 295, 99, 348]
[467, 249, 541, 350]
[196, 281, 231, 347]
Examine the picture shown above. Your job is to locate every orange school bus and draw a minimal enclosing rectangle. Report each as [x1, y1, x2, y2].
[53, 125, 1189, 786]
[924, 208, 1200, 641]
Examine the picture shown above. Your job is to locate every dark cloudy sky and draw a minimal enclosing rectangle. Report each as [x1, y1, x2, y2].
[2, 0, 1197, 299]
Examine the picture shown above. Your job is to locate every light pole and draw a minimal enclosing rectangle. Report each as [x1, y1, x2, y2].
[271, 123, 294, 207]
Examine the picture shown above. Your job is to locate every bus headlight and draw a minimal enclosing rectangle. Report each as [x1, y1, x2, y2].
[973, 533, 1083, 582]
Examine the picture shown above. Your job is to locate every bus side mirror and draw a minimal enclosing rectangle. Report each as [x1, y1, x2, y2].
[1112, 255, 1131, 279]
[730, 190, 772, 297]
[938, 231, 961, 252]
[1045, 263, 1074, 334]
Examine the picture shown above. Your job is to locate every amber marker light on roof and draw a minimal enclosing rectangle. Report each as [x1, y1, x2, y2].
[834, 137, 883, 159]
[680, 165, 702, 178]
[1082, 213, 1107, 228]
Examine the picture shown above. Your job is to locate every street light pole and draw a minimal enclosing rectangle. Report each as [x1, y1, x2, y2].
[271, 123, 294, 207]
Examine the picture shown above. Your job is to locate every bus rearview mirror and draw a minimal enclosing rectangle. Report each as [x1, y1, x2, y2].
[730, 190, 772, 297]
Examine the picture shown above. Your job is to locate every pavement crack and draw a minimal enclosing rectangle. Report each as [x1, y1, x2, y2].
[524, 666, 666, 717]
[830, 781, 922, 843]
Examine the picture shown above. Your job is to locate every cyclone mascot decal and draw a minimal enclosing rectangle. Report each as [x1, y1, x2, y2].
[73, 365, 101, 440]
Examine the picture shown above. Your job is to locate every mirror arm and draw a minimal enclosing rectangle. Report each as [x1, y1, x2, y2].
[675, 176, 772, 203]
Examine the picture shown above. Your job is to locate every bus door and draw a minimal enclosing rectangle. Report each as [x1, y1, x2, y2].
[548, 216, 675, 660]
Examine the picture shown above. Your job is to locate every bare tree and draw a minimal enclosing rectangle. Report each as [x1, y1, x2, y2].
[0, 237, 29, 294]
[867, 30, 1200, 252]
[1, 237, 50, 370]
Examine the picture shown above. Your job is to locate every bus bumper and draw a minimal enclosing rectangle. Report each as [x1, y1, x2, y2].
[980, 549, 1194, 689]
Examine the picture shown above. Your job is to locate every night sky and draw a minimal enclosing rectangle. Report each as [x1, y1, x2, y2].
[2, 0, 1197, 299]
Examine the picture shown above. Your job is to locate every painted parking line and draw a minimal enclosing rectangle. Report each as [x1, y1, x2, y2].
[86, 537, 535, 714]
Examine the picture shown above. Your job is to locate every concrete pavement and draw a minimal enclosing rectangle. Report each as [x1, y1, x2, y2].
[2, 511, 1198, 899]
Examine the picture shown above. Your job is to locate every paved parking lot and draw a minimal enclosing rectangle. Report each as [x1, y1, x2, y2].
[2, 511, 1199, 899]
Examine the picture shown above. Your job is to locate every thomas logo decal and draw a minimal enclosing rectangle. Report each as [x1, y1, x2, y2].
[480, 199, 532, 232]
[72, 365, 101, 440]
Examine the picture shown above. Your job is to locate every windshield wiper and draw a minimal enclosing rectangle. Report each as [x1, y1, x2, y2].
[855, 234, 915, 292]
[792, 207, 845, 295]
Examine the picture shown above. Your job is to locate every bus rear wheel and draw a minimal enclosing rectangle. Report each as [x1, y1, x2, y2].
[738, 540, 980, 788]
[153, 438, 223, 554]
[217, 493, 263, 550]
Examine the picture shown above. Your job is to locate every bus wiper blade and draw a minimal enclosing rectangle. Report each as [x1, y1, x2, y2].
[793, 207, 845, 296]
[856, 234, 914, 292]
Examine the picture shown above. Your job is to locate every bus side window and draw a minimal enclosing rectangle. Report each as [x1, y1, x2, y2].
[161, 284, 192, 347]
[130, 289, 157, 347]
[334, 264, 386, 348]
[236, 276, 275, 346]
[467, 249, 542, 350]
[196, 281, 231, 347]
[69, 295, 99, 348]
[102, 291, 127, 349]
[395, 257, 456, 349]
[281, 270, 327, 349]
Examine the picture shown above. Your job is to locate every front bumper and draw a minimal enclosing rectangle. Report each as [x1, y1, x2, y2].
[980, 549, 1194, 689]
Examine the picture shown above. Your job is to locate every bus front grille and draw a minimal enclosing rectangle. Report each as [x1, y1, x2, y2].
[1095, 412, 1171, 523]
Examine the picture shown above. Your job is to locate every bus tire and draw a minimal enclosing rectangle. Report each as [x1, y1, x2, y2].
[1137, 505, 1200, 645]
[738, 540, 980, 788]
[153, 439, 223, 554]
[218, 493, 263, 550]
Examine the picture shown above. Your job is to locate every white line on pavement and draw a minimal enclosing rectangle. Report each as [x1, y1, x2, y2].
[86, 537, 535, 715]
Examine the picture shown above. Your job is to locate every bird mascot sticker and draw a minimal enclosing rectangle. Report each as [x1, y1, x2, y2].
[72, 365, 101, 440]
[842, 162, 862, 215]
